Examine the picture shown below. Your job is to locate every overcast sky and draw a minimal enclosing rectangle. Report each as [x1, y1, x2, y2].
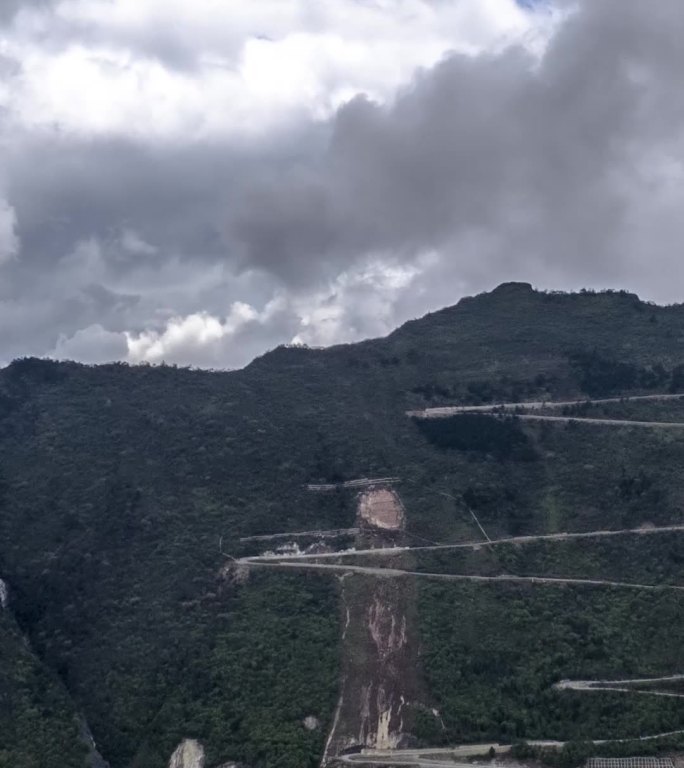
[2, 0, 684, 368]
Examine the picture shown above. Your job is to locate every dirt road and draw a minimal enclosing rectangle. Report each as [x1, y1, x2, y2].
[407, 393, 684, 419]
[341, 756, 475, 767]
[243, 523, 684, 563]
[241, 557, 684, 592]
[338, 731, 684, 766]
[513, 414, 684, 428]
[339, 742, 535, 766]
[556, 675, 684, 699]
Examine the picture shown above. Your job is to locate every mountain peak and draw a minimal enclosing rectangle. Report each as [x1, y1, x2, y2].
[490, 281, 534, 294]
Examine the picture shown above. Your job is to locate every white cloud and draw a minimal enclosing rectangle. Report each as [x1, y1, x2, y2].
[291, 259, 421, 347]
[119, 258, 423, 368]
[51, 323, 128, 363]
[125, 301, 266, 365]
[2, 0, 554, 139]
[0, 200, 19, 264]
[13, 0, 683, 373]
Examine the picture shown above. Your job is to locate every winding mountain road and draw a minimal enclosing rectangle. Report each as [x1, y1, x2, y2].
[556, 675, 684, 699]
[510, 414, 684, 428]
[241, 557, 684, 592]
[407, 393, 684, 419]
[245, 523, 684, 563]
[338, 731, 684, 767]
[338, 742, 553, 766]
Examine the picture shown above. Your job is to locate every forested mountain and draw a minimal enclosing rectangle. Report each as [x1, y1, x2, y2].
[2, 283, 684, 768]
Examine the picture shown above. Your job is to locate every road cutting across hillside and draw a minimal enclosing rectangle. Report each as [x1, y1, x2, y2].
[407, 392, 684, 419]
[556, 674, 684, 699]
[337, 731, 684, 767]
[240, 557, 684, 592]
[241, 522, 684, 564]
[507, 414, 684, 428]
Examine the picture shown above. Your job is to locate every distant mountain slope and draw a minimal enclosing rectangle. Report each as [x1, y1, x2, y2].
[1, 284, 684, 767]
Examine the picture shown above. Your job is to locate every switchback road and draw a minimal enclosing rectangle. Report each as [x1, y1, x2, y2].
[243, 523, 684, 563]
[407, 393, 684, 419]
[241, 557, 684, 592]
[338, 731, 684, 767]
[512, 414, 684, 428]
[556, 675, 684, 699]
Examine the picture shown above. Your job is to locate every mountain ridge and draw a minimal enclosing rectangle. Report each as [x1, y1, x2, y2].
[2, 284, 684, 768]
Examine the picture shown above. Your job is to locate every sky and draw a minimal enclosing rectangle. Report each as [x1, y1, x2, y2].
[2, 0, 684, 368]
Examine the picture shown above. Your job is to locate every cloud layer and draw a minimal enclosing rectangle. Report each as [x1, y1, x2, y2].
[2, 0, 684, 368]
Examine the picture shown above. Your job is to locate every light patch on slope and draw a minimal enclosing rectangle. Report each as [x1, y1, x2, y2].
[168, 739, 204, 768]
[358, 489, 405, 531]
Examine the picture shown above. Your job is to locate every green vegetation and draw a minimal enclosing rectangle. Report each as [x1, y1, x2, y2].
[512, 735, 684, 768]
[400, 533, 684, 585]
[418, 583, 684, 745]
[3, 285, 684, 765]
[568, 350, 669, 397]
[414, 414, 538, 460]
[0, 609, 86, 768]
[128, 572, 339, 768]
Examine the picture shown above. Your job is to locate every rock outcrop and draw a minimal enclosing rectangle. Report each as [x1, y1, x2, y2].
[168, 739, 205, 768]
[303, 715, 321, 731]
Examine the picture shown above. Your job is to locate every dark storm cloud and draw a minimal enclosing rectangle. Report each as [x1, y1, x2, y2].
[0, 0, 55, 23]
[228, 0, 684, 290]
[0, 124, 324, 362]
[4, 124, 330, 275]
[6, 0, 684, 367]
[6, 136, 232, 271]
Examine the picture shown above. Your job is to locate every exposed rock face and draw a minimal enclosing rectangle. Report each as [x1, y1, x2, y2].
[357, 488, 405, 530]
[303, 715, 321, 731]
[322, 572, 425, 762]
[367, 595, 407, 662]
[356, 580, 410, 750]
[0, 578, 8, 609]
[219, 561, 250, 587]
[321, 487, 435, 765]
[168, 739, 205, 768]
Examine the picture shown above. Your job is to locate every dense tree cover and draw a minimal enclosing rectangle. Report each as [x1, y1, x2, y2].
[512, 735, 684, 768]
[568, 351, 669, 397]
[414, 414, 538, 460]
[0, 610, 86, 767]
[406, 533, 684, 585]
[125, 572, 339, 768]
[418, 584, 684, 745]
[0, 362, 351, 767]
[3, 286, 684, 765]
[411, 373, 556, 405]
